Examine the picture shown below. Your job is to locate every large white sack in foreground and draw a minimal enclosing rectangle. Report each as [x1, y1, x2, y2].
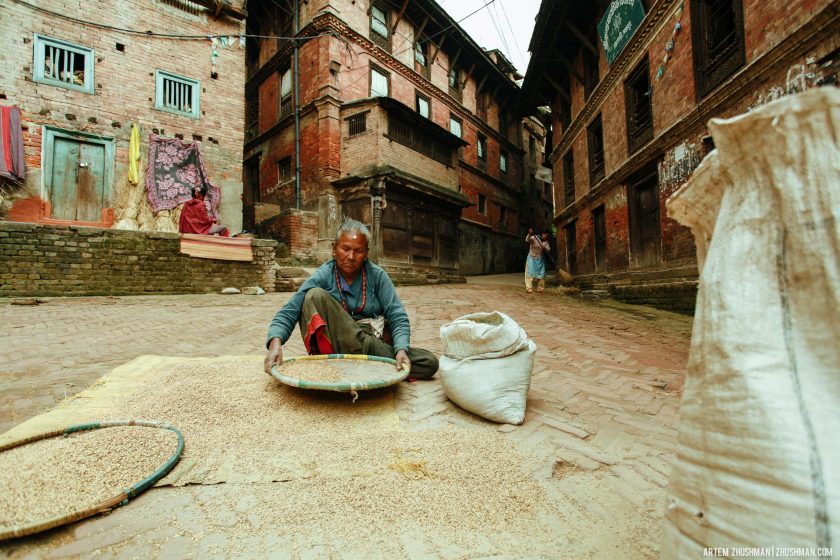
[439, 340, 536, 425]
[663, 88, 840, 558]
[439, 311, 528, 359]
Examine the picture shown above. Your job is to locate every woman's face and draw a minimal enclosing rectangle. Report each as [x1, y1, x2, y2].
[333, 232, 368, 278]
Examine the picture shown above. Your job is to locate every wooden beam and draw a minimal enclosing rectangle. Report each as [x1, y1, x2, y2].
[465, 61, 477, 83]
[565, 21, 599, 56]
[415, 16, 430, 41]
[429, 35, 446, 66]
[544, 74, 571, 104]
[551, 52, 585, 85]
[476, 74, 488, 94]
[450, 48, 463, 70]
[189, 0, 247, 19]
[392, 0, 410, 34]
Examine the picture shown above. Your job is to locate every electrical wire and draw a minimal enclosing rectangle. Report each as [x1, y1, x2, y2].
[7, 0, 330, 41]
[498, 0, 526, 72]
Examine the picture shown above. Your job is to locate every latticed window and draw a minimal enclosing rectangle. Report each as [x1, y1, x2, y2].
[348, 112, 367, 136]
[587, 114, 605, 186]
[155, 70, 200, 118]
[370, 4, 389, 50]
[33, 34, 94, 93]
[624, 57, 653, 154]
[279, 68, 293, 118]
[387, 112, 452, 166]
[692, 0, 745, 97]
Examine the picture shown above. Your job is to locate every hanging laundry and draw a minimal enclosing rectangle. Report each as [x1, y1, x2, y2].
[144, 134, 221, 219]
[128, 122, 141, 185]
[0, 106, 26, 182]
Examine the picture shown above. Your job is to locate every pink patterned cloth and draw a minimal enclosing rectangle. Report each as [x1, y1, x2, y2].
[144, 134, 221, 218]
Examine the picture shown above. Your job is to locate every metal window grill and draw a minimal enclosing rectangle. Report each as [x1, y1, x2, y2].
[348, 113, 367, 136]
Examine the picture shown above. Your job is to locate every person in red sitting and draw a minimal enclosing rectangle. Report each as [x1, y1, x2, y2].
[179, 186, 230, 236]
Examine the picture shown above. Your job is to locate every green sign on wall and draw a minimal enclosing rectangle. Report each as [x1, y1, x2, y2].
[597, 0, 646, 66]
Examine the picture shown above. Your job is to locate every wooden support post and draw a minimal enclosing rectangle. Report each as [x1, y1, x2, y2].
[565, 21, 599, 56]
[544, 74, 571, 104]
[429, 35, 446, 66]
[392, 0, 410, 33]
[552, 52, 585, 85]
[476, 74, 488, 93]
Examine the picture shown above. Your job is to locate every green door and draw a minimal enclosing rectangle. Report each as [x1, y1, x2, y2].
[44, 127, 113, 222]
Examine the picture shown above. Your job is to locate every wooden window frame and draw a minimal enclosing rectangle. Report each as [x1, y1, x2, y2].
[478, 193, 487, 215]
[370, 3, 390, 51]
[499, 149, 508, 181]
[279, 67, 293, 119]
[563, 150, 575, 206]
[449, 114, 462, 138]
[587, 114, 605, 187]
[477, 134, 487, 171]
[691, 0, 746, 98]
[155, 70, 200, 118]
[369, 63, 390, 97]
[415, 92, 431, 118]
[582, 28, 600, 101]
[414, 39, 430, 80]
[34, 34, 94, 94]
[448, 65, 462, 102]
[347, 111, 368, 136]
[624, 56, 653, 154]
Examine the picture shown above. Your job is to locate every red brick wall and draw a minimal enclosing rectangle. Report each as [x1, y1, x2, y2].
[549, 0, 835, 280]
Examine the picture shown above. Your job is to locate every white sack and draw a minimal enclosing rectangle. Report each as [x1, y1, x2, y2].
[662, 88, 840, 558]
[439, 311, 527, 359]
[438, 340, 536, 425]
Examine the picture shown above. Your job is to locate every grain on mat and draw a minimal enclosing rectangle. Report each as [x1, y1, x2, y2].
[278, 361, 341, 383]
[0, 426, 179, 528]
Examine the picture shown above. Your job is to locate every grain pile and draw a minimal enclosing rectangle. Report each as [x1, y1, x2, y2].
[278, 361, 342, 382]
[73, 360, 555, 545]
[0, 426, 178, 529]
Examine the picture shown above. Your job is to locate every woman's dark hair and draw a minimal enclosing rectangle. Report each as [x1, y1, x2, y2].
[192, 186, 208, 198]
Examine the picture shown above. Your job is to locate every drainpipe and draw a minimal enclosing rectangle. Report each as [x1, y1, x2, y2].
[293, 0, 301, 209]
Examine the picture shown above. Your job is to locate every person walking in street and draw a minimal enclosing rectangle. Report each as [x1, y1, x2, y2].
[525, 228, 551, 294]
[263, 218, 439, 379]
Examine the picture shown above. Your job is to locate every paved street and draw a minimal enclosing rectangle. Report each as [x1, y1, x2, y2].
[0, 278, 692, 558]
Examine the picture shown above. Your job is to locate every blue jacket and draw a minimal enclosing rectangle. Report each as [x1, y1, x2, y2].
[266, 259, 411, 351]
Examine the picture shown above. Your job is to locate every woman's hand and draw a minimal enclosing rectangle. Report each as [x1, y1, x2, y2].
[264, 338, 283, 375]
[395, 349, 411, 373]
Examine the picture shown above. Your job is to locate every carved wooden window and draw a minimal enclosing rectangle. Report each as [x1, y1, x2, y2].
[587, 114, 605, 186]
[582, 29, 600, 101]
[563, 151, 575, 206]
[692, 0, 745, 97]
[387, 112, 452, 166]
[624, 57, 653, 154]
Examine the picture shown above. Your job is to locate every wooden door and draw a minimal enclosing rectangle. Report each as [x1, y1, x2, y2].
[50, 137, 106, 221]
[631, 175, 661, 267]
[593, 205, 606, 271]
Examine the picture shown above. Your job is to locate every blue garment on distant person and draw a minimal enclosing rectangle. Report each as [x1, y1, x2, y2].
[526, 255, 546, 279]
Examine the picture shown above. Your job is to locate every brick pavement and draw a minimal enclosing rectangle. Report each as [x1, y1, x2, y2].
[0, 282, 692, 558]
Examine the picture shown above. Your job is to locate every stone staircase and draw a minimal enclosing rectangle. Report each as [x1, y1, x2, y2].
[572, 265, 699, 314]
[274, 266, 314, 292]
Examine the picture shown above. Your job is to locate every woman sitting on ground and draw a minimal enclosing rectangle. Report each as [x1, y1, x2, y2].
[263, 218, 439, 379]
[178, 186, 230, 236]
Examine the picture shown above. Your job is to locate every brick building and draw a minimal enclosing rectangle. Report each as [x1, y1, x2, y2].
[522, 0, 839, 312]
[0, 0, 246, 233]
[243, 0, 536, 276]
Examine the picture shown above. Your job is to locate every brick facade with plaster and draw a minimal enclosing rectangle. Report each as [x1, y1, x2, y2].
[524, 0, 839, 313]
[0, 0, 246, 233]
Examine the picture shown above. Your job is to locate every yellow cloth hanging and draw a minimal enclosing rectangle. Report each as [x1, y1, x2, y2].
[128, 122, 141, 185]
